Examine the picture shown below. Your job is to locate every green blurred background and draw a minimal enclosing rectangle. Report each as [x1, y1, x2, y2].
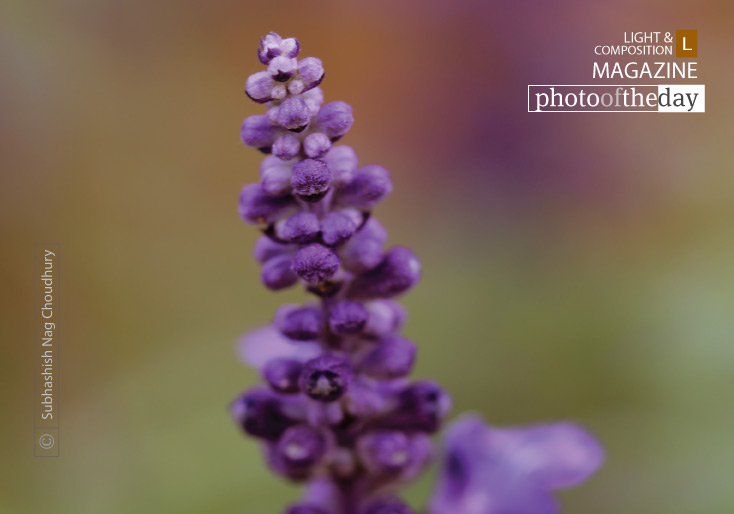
[2, 0, 733, 512]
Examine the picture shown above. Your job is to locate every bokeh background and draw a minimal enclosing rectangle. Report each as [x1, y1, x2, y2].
[2, 0, 733, 512]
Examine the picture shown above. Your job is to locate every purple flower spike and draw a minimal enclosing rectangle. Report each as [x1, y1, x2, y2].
[245, 71, 276, 103]
[323, 145, 358, 187]
[239, 183, 297, 225]
[360, 336, 416, 379]
[299, 354, 353, 402]
[263, 358, 304, 394]
[293, 243, 340, 284]
[315, 101, 354, 140]
[348, 247, 421, 300]
[337, 164, 393, 210]
[361, 499, 415, 514]
[230, 388, 299, 441]
[261, 254, 299, 290]
[275, 304, 324, 341]
[429, 415, 603, 514]
[303, 132, 332, 159]
[320, 211, 358, 247]
[260, 156, 293, 196]
[241, 115, 280, 152]
[273, 134, 301, 161]
[296, 57, 325, 91]
[284, 505, 329, 514]
[277, 212, 321, 244]
[291, 159, 332, 201]
[328, 300, 368, 336]
[277, 98, 312, 132]
[271, 424, 328, 479]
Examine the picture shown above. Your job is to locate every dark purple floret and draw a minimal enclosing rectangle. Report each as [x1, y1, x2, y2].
[328, 300, 368, 336]
[360, 499, 415, 514]
[291, 159, 332, 201]
[357, 430, 413, 475]
[271, 424, 327, 478]
[231, 388, 299, 441]
[380, 381, 451, 433]
[337, 165, 392, 210]
[272, 134, 301, 161]
[261, 254, 299, 290]
[359, 336, 416, 379]
[348, 247, 421, 299]
[315, 101, 354, 139]
[278, 212, 321, 244]
[241, 115, 280, 151]
[263, 358, 304, 394]
[275, 305, 324, 340]
[239, 183, 296, 225]
[292, 243, 340, 284]
[284, 505, 329, 514]
[277, 98, 312, 132]
[299, 354, 354, 402]
[320, 211, 358, 246]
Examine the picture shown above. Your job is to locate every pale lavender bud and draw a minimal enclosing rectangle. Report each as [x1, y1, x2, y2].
[276, 212, 321, 244]
[337, 165, 392, 210]
[297, 57, 325, 91]
[239, 183, 296, 224]
[359, 336, 416, 379]
[315, 101, 354, 140]
[323, 145, 358, 187]
[303, 132, 332, 159]
[328, 300, 368, 336]
[260, 155, 293, 196]
[320, 211, 358, 246]
[364, 300, 407, 337]
[272, 134, 301, 161]
[277, 98, 312, 132]
[269, 55, 298, 82]
[291, 159, 332, 201]
[245, 71, 276, 103]
[241, 115, 280, 152]
[348, 247, 421, 300]
[302, 87, 324, 116]
[261, 254, 299, 290]
[293, 243, 340, 284]
[258, 33, 299, 64]
[254, 235, 289, 263]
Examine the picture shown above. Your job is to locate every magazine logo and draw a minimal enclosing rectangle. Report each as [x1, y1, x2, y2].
[529, 30, 704, 113]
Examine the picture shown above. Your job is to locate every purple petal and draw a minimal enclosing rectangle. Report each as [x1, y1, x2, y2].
[237, 326, 321, 370]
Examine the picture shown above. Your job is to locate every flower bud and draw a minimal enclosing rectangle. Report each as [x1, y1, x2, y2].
[260, 155, 293, 196]
[253, 235, 289, 263]
[348, 247, 421, 299]
[293, 243, 340, 284]
[320, 211, 358, 246]
[315, 101, 354, 139]
[269, 55, 298, 82]
[364, 300, 406, 337]
[277, 98, 312, 132]
[272, 134, 301, 161]
[258, 32, 300, 64]
[291, 159, 332, 201]
[297, 57, 325, 91]
[382, 381, 451, 433]
[261, 254, 299, 290]
[328, 301, 368, 336]
[323, 145, 358, 187]
[241, 115, 279, 151]
[245, 71, 276, 103]
[263, 358, 304, 394]
[230, 388, 299, 441]
[276, 212, 321, 244]
[239, 183, 296, 224]
[271, 424, 327, 479]
[275, 304, 324, 340]
[337, 165, 392, 210]
[339, 217, 387, 273]
[357, 430, 412, 475]
[303, 132, 332, 159]
[299, 354, 353, 402]
[359, 336, 416, 379]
